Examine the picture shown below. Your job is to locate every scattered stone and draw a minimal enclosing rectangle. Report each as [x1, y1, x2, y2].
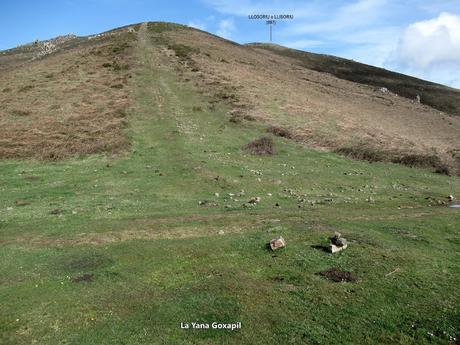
[448, 195, 455, 202]
[379, 87, 389, 93]
[329, 232, 348, 253]
[198, 200, 218, 207]
[318, 268, 356, 282]
[214, 192, 220, 197]
[218, 230, 225, 235]
[248, 197, 261, 204]
[270, 236, 286, 251]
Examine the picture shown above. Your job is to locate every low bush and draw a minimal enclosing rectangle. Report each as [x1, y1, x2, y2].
[243, 137, 276, 155]
[335, 144, 450, 175]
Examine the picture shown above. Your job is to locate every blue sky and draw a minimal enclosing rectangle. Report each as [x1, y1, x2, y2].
[1, 0, 459, 87]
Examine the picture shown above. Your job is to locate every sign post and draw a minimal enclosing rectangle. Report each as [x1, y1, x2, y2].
[248, 14, 294, 43]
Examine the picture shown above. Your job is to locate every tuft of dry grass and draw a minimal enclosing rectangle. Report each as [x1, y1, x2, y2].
[266, 125, 293, 139]
[229, 111, 255, 124]
[243, 137, 276, 155]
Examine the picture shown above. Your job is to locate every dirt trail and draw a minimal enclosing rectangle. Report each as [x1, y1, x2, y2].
[2, 207, 453, 248]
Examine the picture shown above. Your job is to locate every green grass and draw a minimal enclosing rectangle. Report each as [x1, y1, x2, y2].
[1, 24, 459, 344]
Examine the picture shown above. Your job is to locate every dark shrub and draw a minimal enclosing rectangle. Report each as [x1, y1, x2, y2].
[243, 137, 276, 155]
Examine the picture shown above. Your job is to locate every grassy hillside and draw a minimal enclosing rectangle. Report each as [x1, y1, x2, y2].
[0, 22, 459, 344]
[160, 29, 460, 175]
[248, 43, 460, 116]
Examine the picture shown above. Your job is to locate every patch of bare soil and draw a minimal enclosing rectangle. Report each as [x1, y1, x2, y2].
[0, 28, 135, 160]
[318, 268, 357, 282]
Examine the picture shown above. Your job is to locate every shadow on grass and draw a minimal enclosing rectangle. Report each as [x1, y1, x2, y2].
[310, 244, 330, 253]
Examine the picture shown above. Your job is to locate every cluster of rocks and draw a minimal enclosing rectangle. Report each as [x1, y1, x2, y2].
[198, 200, 218, 207]
[382, 88, 420, 104]
[426, 195, 456, 206]
[282, 188, 339, 208]
[87, 33, 104, 40]
[378, 87, 398, 97]
[36, 41, 56, 59]
[200, 190, 266, 208]
[33, 34, 76, 59]
[248, 169, 263, 176]
[343, 170, 365, 176]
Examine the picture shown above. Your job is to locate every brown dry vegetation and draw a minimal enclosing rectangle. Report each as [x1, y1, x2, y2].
[2, 22, 460, 174]
[159, 26, 460, 174]
[0, 28, 135, 160]
[243, 137, 276, 155]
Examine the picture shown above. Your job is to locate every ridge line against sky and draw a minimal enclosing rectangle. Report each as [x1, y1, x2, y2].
[1, 0, 459, 87]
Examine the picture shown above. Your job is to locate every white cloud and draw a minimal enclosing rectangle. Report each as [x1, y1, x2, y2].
[392, 13, 460, 68]
[188, 20, 207, 31]
[217, 18, 236, 38]
[386, 12, 460, 87]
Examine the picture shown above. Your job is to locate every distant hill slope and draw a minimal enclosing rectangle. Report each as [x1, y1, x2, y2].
[247, 43, 460, 116]
[0, 22, 459, 174]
